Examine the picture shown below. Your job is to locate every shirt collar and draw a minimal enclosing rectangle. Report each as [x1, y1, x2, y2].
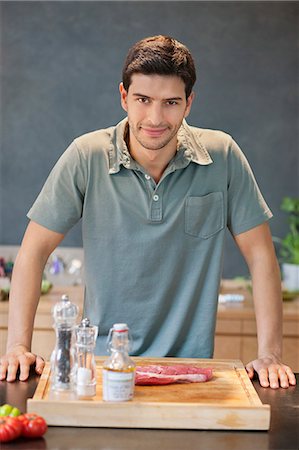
[177, 120, 213, 165]
[108, 118, 213, 174]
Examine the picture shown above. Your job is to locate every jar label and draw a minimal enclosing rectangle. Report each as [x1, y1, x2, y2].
[102, 369, 135, 401]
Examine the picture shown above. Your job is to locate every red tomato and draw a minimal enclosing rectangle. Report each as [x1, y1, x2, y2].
[0, 416, 22, 442]
[18, 413, 48, 438]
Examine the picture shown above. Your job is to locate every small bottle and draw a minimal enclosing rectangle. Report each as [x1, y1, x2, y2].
[75, 318, 98, 398]
[50, 294, 79, 392]
[102, 323, 135, 402]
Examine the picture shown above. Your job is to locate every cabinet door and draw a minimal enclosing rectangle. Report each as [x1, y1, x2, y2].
[0, 330, 7, 356]
[31, 331, 56, 360]
[282, 338, 299, 372]
[241, 337, 257, 364]
[214, 336, 242, 359]
[214, 319, 242, 359]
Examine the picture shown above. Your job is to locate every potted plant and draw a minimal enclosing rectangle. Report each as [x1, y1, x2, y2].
[278, 197, 299, 292]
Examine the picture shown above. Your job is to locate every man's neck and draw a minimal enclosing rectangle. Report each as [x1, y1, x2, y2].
[126, 133, 177, 183]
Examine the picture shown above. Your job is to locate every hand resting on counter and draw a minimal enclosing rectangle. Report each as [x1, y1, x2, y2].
[246, 355, 297, 389]
[0, 344, 45, 382]
[0, 346, 297, 389]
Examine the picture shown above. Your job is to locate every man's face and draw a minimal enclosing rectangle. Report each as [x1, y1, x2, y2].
[119, 73, 194, 154]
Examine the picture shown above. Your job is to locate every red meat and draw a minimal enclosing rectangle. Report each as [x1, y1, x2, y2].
[135, 365, 213, 385]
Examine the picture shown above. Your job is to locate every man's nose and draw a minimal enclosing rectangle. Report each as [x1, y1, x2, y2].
[147, 103, 164, 126]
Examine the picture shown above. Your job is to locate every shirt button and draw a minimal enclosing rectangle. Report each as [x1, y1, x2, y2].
[153, 194, 159, 202]
[145, 174, 151, 180]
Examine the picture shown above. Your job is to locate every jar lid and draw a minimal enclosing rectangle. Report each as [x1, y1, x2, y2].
[113, 323, 129, 332]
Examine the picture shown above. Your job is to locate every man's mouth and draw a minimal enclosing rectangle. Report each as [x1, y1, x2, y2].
[141, 127, 168, 137]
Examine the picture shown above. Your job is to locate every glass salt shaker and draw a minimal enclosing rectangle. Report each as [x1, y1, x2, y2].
[75, 318, 98, 398]
[50, 294, 79, 392]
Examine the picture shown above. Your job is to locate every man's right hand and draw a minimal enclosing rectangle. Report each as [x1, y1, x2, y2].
[0, 345, 45, 382]
[2, 222, 64, 383]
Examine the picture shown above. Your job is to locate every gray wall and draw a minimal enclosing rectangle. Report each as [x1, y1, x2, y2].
[1, 1, 298, 277]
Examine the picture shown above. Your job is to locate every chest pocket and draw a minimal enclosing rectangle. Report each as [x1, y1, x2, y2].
[185, 192, 224, 238]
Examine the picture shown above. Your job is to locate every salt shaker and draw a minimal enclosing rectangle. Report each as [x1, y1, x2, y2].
[75, 318, 98, 398]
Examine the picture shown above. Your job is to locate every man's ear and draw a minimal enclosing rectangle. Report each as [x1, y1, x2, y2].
[184, 91, 195, 118]
[119, 82, 128, 112]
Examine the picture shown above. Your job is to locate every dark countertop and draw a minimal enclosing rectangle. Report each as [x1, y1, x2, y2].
[0, 372, 298, 450]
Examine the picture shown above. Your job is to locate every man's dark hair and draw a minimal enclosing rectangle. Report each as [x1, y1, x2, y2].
[122, 35, 196, 98]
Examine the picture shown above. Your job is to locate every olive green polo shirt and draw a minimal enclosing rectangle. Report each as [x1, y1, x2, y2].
[28, 118, 272, 357]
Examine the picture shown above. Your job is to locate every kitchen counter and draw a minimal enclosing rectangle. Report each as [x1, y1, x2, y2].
[215, 281, 299, 370]
[0, 371, 297, 450]
[1, 283, 298, 370]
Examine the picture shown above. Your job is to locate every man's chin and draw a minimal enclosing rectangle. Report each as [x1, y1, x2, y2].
[136, 132, 174, 151]
[137, 140, 170, 151]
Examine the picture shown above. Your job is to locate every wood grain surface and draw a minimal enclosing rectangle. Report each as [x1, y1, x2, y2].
[27, 357, 270, 430]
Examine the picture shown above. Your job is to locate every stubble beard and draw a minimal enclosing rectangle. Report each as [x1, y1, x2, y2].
[129, 121, 180, 152]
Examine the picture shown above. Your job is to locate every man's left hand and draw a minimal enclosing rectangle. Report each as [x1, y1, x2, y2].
[246, 356, 297, 389]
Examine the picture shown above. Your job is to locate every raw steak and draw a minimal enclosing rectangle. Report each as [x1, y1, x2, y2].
[135, 365, 213, 385]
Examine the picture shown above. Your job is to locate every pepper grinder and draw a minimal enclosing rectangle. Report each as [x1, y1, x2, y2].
[50, 294, 79, 392]
[75, 318, 98, 398]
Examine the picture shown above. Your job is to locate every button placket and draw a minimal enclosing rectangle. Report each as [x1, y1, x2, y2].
[150, 187, 163, 222]
[142, 172, 156, 192]
[134, 168, 163, 222]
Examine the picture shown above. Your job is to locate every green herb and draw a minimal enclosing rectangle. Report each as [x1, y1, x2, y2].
[279, 197, 299, 265]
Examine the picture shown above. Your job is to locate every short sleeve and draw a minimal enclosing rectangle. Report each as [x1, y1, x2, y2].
[27, 141, 86, 234]
[227, 138, 273, 235]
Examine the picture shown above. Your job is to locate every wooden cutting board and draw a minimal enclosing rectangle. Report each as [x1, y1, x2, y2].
[27, 357, 270, 430]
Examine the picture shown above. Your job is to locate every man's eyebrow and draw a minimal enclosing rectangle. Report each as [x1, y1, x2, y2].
[165, 97, 183, 101]
[132, 93, 183, 101]
[132, 93, 150, 98]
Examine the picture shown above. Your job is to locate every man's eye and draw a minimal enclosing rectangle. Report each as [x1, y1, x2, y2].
[166, 101, 178, 106]
[138, 98, 149, 103]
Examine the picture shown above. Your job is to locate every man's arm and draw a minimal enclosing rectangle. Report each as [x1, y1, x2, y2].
[234, 222, 296, 388]
[0, 221, 65, 382]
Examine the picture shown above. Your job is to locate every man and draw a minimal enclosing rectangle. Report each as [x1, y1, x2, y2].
[0, 35, 296, 389]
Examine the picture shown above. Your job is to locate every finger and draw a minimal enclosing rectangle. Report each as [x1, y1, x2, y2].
[19, 361, 30, 381]
[284, 366, 297, 386]
[277, 367, 290, 389]
[35, 356, 45, 375]
[0, 359, 9, 380]
[257, 368, 270, 388]
[268, 366, 279, 389]
[18, 352, 36, 381]
[245, 363, 254, 379]
[6, 360, 20, 382]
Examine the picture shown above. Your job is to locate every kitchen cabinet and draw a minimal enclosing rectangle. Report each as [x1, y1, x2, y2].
[1, 283, 298, 371]
[215, 280, 299, 370]
[0, 286, 84, 360]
